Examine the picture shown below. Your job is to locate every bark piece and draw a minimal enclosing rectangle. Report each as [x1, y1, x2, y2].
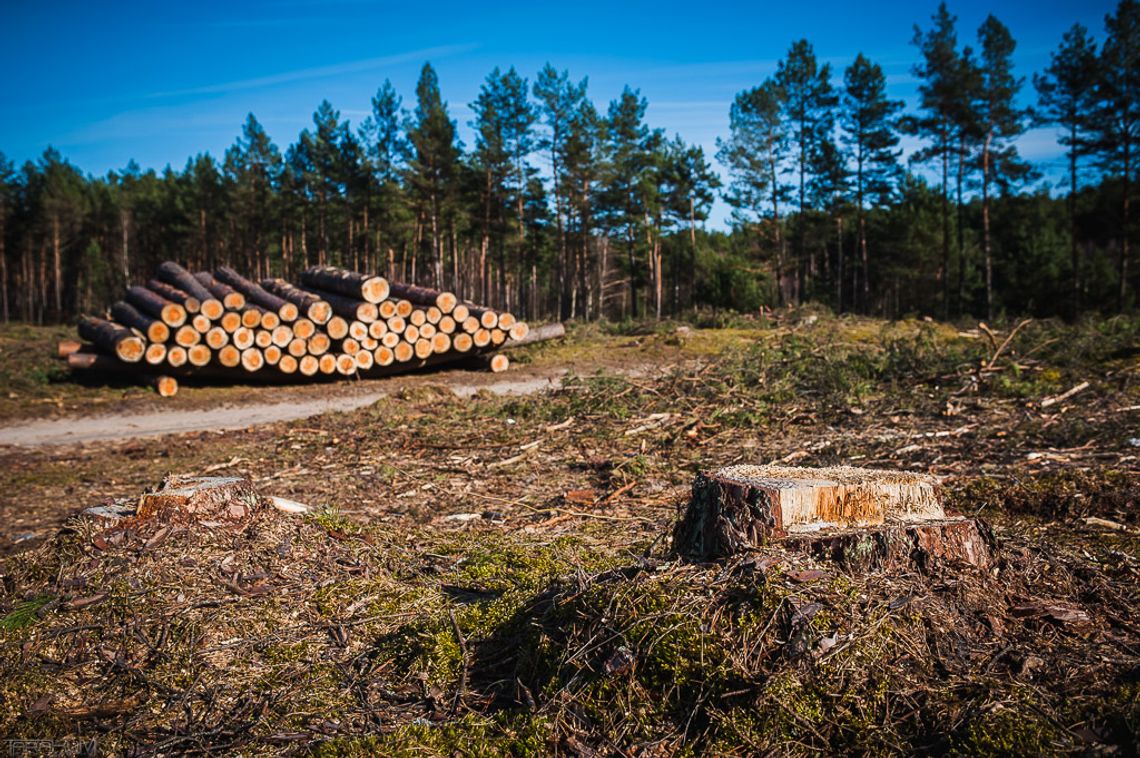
[782, 518, 995, 572]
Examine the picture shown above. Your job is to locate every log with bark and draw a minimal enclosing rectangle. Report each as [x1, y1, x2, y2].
[301, 265, 389, 304]
[215, 266, 298, 321]
[146, 280, 201, 314]
[67, 353, 179, 396]
[126, 286, 186, 327]
[110, 301, 169, 344]
[261, 278, 333, 324]
[193, 271, 246, 311]
[78, 316, 145, 363]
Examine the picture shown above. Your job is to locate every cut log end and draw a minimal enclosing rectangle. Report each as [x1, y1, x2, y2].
[361, 277, 390, 304]
[307, 301, 332, 325]
[116, 336, 146, 363]
[489, 354, 510, 373]
[278, 354, 298, 374]
[326, 317, 349, 340]
[167, 346, 188, 368]
[162, 303, 188, 327]
[147, 322, 170, 344]
[279, 302, 299, 322]
[223, 292, 245, 310]
[217, 345, 241, 368]
[394, 342, 414, 362]
[187, 345, 211, 367]
[375, 346, 394, 366]
[201, 300, 224, 321]
[414, 339, 433, 360]
[318, 354, 337, 374]
[144, 343, 168, 365]
[436, 292, 457, 313]
[299, 355, 320, 376]
[453, 333, 473, 353]
[509, 322, 530, 341]
[57, 339, 82, 358]
[241, 348, 264, 372]
[336, 354, 357, 375]
[154, 375, 179, 398]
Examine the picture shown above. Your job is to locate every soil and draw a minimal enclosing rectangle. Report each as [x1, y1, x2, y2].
[0, 367, 575, 448]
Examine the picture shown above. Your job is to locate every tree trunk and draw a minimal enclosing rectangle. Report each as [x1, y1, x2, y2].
[1121, 139, 1131, 311]
[1069, 124, 1080, 317]
[52, 215, 62, 319]
[982, 132, 993, 321]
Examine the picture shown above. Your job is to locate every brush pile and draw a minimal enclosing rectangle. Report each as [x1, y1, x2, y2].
[62, 262, 556, 395]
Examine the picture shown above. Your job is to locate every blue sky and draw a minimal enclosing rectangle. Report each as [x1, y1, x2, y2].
[0, 0, 1117, 227]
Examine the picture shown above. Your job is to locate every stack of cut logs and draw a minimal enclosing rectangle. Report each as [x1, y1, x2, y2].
[63, 262, 555, 397]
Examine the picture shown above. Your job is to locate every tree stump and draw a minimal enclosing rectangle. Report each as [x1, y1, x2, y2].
[673, 465, 991, 569]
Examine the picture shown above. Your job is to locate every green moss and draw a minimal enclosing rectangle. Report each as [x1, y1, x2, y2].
[313, 712, 553, 757]
[0, 596, 53, 632]
[955, 706, 1064, 756]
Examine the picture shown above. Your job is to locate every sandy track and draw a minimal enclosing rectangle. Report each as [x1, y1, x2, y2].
[0, 371, 567, 448]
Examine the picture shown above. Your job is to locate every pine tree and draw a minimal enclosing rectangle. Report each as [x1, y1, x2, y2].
[662, 137, 719, 308]
[0, 152, 12, 322]
[905, 2, 962, 317]
[599, 87, 654, 318]
[717, 81, 790, 303]
[976, 14, 1032, 319]
[775, 39, 838, 302]
[535, 65, 589, 318]
[842, 53, 903, 312]
[1092, 0, 1140, 308]
[359, 80, 410, 279]
[225, 114, 282, 278]
[407, 63, 461, 287]
[1035, 23, 1101, 312]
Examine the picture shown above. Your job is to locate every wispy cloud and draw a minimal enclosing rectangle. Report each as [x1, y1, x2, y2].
[148, 44, 477, 99]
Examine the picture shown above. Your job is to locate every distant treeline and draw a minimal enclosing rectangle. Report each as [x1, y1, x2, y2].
[0, 1, 1136, 324]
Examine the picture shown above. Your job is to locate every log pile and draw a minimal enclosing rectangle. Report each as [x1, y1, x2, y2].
[65, 263, 557, 395]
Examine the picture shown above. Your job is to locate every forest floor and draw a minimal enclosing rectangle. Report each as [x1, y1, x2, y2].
[0, 310, 1137, 755]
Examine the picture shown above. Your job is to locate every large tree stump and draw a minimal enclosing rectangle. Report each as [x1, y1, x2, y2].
[672, 465, 989, 569]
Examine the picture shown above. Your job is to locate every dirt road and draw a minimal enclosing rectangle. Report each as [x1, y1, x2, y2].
[0, 370, 568, 448]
